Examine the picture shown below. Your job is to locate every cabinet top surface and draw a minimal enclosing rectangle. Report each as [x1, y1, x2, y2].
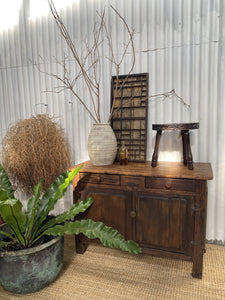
[76, 161, 213, 180]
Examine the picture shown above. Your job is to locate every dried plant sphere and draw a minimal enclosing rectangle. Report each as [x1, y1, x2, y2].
[1, 114, 71, 194]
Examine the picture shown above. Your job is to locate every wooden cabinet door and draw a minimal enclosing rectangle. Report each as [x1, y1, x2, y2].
[135, 191, 194, 255]
[79, 185, 133, 240]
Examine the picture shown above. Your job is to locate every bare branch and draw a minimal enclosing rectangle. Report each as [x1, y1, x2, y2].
[110, 6, 136, 72]
[110, 88, 190, 121]
[107, 6, 136, 122]
[46, 1, 136, 124]
[48, 0, 101, 122]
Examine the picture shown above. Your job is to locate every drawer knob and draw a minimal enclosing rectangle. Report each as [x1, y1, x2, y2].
[165, 181, 172, 189]
[130, 211, 136, 218]
[96, 176, 101, 182]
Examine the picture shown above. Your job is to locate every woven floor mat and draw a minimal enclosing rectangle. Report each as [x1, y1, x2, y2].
[1, 235, 225, 300]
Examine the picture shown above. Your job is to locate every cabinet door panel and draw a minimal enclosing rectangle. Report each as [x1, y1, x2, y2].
[135, 193, 193, 253]
[80, 186, 132, 239]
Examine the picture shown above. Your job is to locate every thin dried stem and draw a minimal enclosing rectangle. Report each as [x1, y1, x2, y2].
[48, 0, 101, 122]
[148, 89, 191, 109]
[110, 88, 190, 120]
[47, 1, 136, 124]
[107, 6, 136, 122]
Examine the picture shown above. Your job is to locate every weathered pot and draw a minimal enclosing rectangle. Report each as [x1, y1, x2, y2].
[0, 224, 64, 294]
[87, 123, 117, 166]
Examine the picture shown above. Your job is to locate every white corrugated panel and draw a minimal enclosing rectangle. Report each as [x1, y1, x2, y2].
[0, 0, 224, 242]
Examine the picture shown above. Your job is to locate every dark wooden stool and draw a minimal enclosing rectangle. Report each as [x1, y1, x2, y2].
[151, 123, 199, 170]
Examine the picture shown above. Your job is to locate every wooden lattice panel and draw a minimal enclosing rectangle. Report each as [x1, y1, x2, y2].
[111, 73, 149, 162]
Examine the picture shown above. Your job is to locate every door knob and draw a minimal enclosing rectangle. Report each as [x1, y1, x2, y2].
[96, 176, 101, 182]
[165, 181, 172, 189]
[130, 211, 136, 218]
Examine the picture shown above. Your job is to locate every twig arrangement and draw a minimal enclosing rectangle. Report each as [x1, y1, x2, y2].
[45, 1, 190, 126]
[0, 114, 71, 194]
[111, 87, 190, 121]
[47, 0, 135, 123]
[148, 89, 190, 109]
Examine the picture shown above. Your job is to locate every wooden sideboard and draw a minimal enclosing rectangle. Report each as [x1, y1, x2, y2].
[73, 161, 213, 278]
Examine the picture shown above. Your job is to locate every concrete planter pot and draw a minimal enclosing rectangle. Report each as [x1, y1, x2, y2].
[88, 123, 117, 166]
[0, 224, 64, 294]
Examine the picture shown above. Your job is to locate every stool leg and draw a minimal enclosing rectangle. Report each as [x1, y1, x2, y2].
[181, 130, 187, 165]
[182, 130, 193, 170]
[151, 130, 162, 167]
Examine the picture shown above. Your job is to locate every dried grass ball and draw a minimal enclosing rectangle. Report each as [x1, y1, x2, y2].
[1, 114, 71, 194]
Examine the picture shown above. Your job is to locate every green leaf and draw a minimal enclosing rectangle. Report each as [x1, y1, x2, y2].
[43, 219, 141, 254]
[36, 197, 94, 236]
[25, 179, 44, 239]
[0, 199, 26, 246]
[27, 179, 44, 219]
[0, 186, 9, 202]
[0, 241, 11, 249]
[0, 229, 15, 241]
[34, 165, 83, 234]
[0, 164, 14, 199]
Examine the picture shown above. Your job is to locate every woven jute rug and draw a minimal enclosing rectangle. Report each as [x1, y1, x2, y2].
[1, 235, 225, 300]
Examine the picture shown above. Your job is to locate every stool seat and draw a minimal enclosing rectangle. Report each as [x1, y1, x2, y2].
[151, 122, 199, 170]
[152, 123, 199, 131]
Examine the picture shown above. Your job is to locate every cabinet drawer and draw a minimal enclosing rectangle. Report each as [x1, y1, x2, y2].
[79, 173, 120, 185]
[146, 178, 195, 192]
[121, 176, 145, 188]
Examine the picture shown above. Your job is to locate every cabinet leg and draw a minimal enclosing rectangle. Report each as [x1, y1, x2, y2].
[192, 247, 203, 279]
[75, 234, 88, 254]
[151, 130, 162, 167]
[192, 269, 202, 279]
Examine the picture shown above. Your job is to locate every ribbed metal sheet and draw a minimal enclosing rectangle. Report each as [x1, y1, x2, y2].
[0, 0, 224, 242]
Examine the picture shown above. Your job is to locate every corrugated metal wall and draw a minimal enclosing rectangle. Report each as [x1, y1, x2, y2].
[0, 0, 224, 243]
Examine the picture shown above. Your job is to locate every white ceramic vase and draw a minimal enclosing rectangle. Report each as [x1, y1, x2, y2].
[88, 123, 117, 166]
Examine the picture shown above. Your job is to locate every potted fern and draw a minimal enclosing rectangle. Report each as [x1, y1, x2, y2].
[0, 164, 140, 294]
